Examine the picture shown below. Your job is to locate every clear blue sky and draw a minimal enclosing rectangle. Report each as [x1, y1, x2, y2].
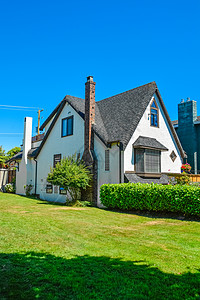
[0, 0, 199, 152]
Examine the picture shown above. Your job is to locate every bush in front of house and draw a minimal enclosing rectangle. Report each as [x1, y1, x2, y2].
[47, 154, 91, 203]
[100, 183, 200, 216]
[4, 183, 15, 193]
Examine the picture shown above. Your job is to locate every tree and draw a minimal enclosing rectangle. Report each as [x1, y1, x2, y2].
[0, 146, 6, 168]
[47, 154, 91, 202]
[6, 147, 21, 161]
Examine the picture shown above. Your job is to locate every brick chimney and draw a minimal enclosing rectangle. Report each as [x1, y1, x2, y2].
[82, 76, 96, 165]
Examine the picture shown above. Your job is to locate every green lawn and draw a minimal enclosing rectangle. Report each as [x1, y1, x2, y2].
[0, 193, 200, 299]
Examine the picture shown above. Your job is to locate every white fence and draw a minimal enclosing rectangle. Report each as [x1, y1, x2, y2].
[0, 169, 8, 191]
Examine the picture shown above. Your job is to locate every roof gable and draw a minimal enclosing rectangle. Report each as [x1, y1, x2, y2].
[94, 81, 157, 148]
[36, 81, 185, 159]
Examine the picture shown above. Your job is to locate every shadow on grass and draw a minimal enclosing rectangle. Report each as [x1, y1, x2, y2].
[0, 252, 199, 299]
[37, 200, 66, 206]
[103, 208, 200, 223]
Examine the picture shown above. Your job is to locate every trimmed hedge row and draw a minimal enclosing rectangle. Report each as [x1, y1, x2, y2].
[100, 183, 200, 216]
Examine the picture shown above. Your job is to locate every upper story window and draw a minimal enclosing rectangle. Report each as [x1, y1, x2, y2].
[135, 148, 161, 173]
[61, 116, 73, 137]
[150, 99, 159, 127]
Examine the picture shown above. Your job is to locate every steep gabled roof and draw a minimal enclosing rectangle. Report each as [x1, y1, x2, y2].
[36, 81, 185, 159]
[94, 82, 157, 147]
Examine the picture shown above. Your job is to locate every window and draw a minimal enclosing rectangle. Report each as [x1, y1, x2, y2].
[46, 184, 53, 193]
[54, 186, 59, 194]
[150, 99, 159, 127]
[135, 148, 161, 173]
[105, 149, 110, 171]
[61, 116, 73, 137]
[59, 187, 67, 195]
[170, 151, 177, 162]
[53, 154, 61, 168]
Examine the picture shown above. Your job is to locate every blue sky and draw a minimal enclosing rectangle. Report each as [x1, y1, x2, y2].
[0, 0, 200, 152]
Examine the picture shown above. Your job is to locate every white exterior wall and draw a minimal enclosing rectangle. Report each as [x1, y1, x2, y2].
[36, 103, 84, 202]
[94, 136, 123, 207]
[124, 94, 182, 173]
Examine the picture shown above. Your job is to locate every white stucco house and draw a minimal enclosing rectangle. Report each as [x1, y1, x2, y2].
[8, 76, 185, 206]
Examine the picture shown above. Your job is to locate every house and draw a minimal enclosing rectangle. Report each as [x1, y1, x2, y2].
[8, 77, 185, 206]
[172, 98, 200, 174]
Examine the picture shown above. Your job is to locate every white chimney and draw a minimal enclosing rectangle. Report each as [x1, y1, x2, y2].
[22, 117, 32, 163]
[16, 117, 32, 195]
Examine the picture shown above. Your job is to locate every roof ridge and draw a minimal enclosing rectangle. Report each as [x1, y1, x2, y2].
[64, 95, 84, 101]
[97, 81, 157, 103]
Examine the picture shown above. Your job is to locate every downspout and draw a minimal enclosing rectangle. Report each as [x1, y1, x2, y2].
[34, 158, 37, 195]
[117, 142, 122, 183]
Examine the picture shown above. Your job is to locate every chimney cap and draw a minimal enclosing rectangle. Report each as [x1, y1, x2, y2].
[87, 76, 93, 82]
[181, 99, 184, 103]
[187, 97, 191, 102]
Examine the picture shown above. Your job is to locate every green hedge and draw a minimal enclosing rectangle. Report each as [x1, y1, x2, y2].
[100, 183, 200, 216]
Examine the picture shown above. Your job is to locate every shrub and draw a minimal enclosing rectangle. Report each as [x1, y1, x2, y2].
[5, 183, 14, 193]
[175, 172, 191, 185]
[100, 183, 200, 216]
[47, 154, 91, 203]
[24, 184, 33, 196]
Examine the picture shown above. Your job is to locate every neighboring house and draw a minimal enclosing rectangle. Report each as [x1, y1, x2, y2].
[8, 77, 185, 206]
[172, 98, 200, 173]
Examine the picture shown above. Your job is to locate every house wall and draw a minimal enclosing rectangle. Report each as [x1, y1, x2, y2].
[36, 103, 84, 202]
[124, 94, 182, 173]
[94, 136, 122, 207]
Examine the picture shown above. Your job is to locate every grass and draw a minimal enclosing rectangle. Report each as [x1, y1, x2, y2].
[0, 193, 200, 299]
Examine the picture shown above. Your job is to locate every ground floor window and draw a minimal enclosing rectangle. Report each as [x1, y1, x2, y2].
[46, 184, 53, 193]
[135, 148, 161, 173]
[59, 187, 67, 195]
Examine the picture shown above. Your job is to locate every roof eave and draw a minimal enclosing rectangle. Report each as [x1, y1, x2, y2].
[35, 100, 66, 158]
[155, 89, 186, 159]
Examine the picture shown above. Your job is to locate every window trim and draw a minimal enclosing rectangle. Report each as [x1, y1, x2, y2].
[150, 98, 159, 128]
[134, 148, 161, 175]
[170, 150, 177, 162]
[61, 116, 74, 137]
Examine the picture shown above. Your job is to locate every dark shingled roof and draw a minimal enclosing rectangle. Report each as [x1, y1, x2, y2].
[40, 82, 158, 148]
[133, 136, 168, 151]
[28, 148, 39, 158]
[94, 82, 158, 147]
[7, 148, 39, 163]
[125, 173, 169, 184]
[6, 151, 23, 163]
[36, 81, 185, 158]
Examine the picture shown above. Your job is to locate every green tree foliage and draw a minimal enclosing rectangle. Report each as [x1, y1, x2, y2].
[0, 146, 21, 168]
[6, 147, 21, 161]
[0, 146, 6, 168]
[47, 154, 91, 202]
